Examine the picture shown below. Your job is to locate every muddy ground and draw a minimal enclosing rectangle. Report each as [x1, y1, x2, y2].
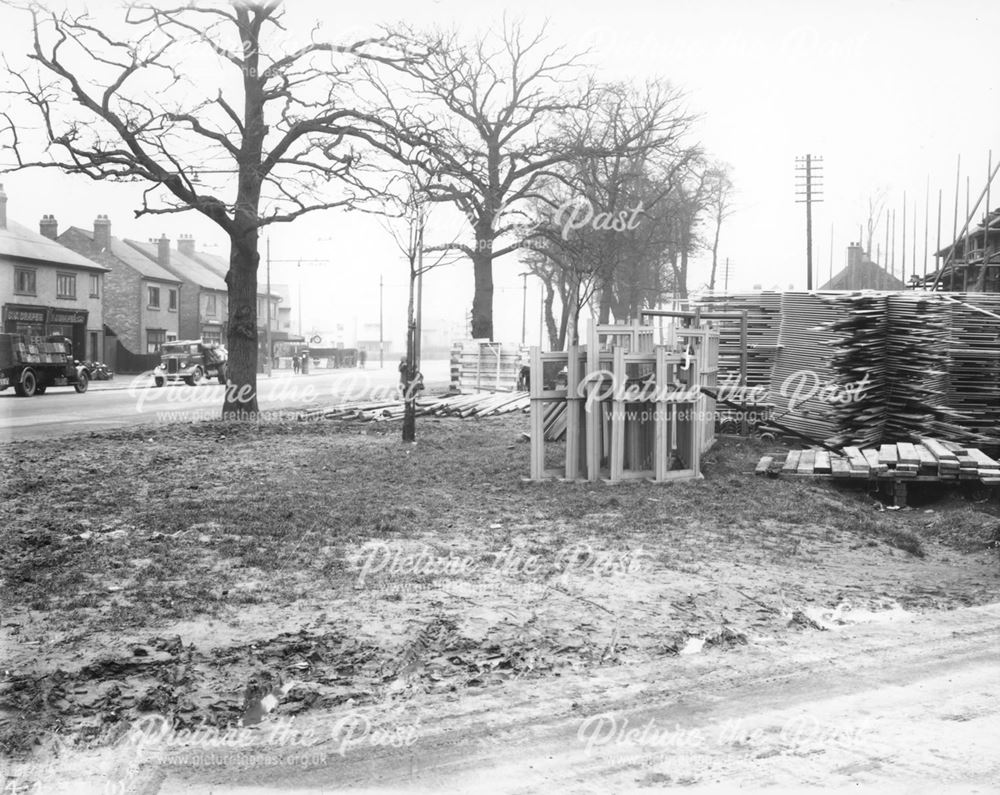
[1, 414, 998, 791]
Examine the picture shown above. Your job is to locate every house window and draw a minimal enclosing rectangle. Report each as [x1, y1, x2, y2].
[147, 328, 166, 353]
[168, 289, 177, 311]
[148, 286, 160, 308]
[203, 329, 221, 345]
[166, 333, 177, 342]
[14, 268, 36, 295]
[89, 274, 100, 298]
[57, 273, 77, 299]
[206, 294, 217, 316]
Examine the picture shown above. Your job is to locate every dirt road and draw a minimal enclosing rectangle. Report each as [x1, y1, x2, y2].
[21, 601, 991, 794]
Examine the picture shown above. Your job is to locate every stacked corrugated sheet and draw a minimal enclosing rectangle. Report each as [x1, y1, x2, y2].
[767, 292, 843, 441]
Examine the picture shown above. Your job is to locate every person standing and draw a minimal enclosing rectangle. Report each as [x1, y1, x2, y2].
[293, 353, 300, 374]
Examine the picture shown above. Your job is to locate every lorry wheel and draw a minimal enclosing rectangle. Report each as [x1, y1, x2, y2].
[217, 364, 227, 385]
[154, 377, 165, 388]
[16, 369, 37, 397]
[184, 366, 203, 386]
[74, 371, 89, 393]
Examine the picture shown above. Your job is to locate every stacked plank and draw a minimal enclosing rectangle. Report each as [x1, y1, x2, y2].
[450, 340, 528, 393]
[695, 292, 782, 388]
[767, 292, 843, 441]
[759, 437, 1000, 483]
[823, 293, 888, 447]
[937, 294, 1000, 448]
[883, 294, 951, 442]
[299, 392, 530, 423]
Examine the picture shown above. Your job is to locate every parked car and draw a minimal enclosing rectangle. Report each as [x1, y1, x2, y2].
[153, 340, 228, 387]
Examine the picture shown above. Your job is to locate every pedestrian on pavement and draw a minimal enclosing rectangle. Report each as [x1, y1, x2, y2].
[359, 349, 367, 369]
[293, 354, 300, 374]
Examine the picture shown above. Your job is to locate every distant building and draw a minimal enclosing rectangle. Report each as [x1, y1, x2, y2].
[357, 322, 391, 359]
[0, 186, 109, 361]
[920, 208, 1000, 292]
[58, 215, 182, 358]
[820, 243, 906, 291]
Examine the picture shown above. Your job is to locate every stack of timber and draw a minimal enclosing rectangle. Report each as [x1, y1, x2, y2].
[823, 292, 888, 448]
[767, 292, 843, 442]
[695, 292, 782, 389]
[937, 294, 1000, 449]
[883, 294, 952, 442]
[758, 437, 1000, 484]
[450, 340, 528, 393]
[299, 392, 530, 422]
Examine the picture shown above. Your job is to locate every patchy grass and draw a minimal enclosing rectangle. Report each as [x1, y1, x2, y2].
[1, 416, 998, 759]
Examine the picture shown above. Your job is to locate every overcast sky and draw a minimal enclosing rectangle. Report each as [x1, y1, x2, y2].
[1, 0, 997, 349]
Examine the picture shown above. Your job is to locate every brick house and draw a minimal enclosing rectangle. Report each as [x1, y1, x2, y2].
[0, 185, 109, 361]
[125, 235, 229, 345]
[58, 216, 182, 357]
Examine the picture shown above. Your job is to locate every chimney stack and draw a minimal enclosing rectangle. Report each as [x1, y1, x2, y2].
[94, 214, 111, 250]
[177, 233, 195, 257]
[157, 234, 171, 268]
[846, 241, 863, 270]
[0, 184, 6, 230]
[39, 214, 58, 240]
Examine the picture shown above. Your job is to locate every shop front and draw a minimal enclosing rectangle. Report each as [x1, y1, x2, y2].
[2, 304, 89, 356]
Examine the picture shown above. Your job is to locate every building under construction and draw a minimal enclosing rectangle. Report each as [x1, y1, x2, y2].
[917, 208, 1000, 292]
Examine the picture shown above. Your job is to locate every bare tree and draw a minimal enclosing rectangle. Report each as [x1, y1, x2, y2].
[362, 21, 639, 341]
[1, 2, 410, 417]
[704, 163, 734, 292]
[864, 189, 888, 259]
[519, 81, 699, 342]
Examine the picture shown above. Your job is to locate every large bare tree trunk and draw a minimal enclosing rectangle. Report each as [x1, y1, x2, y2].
[224, 225, 260, 417]
[471, 234, 495, 339]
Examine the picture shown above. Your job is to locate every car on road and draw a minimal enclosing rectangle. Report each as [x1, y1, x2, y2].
[153, 340, 228, 387]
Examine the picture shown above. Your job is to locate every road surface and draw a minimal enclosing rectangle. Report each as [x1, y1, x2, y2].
[0, 361, 448, 442]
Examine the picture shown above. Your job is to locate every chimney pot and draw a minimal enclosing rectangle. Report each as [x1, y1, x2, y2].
[94, 214, 111, 250]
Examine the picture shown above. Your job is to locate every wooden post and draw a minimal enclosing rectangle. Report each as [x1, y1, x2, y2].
[529, 346, 544, 480]
[564, 344, 582, 481]
[608, 346, 626, 483]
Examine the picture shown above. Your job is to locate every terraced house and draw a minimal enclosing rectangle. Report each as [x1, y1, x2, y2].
[0, 185, 108, 361]
[57, 215, 182, 370]
[125, 235, 229, 345]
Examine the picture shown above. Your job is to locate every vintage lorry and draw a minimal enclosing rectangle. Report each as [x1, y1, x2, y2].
[0, 333, 89, 396]
[153, 339, 228, 387]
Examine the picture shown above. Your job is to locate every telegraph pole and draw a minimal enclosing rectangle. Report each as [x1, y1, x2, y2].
[379, 273, 384, 369]
[265, 238, 272, 377]
[795, 155, 824, 289]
